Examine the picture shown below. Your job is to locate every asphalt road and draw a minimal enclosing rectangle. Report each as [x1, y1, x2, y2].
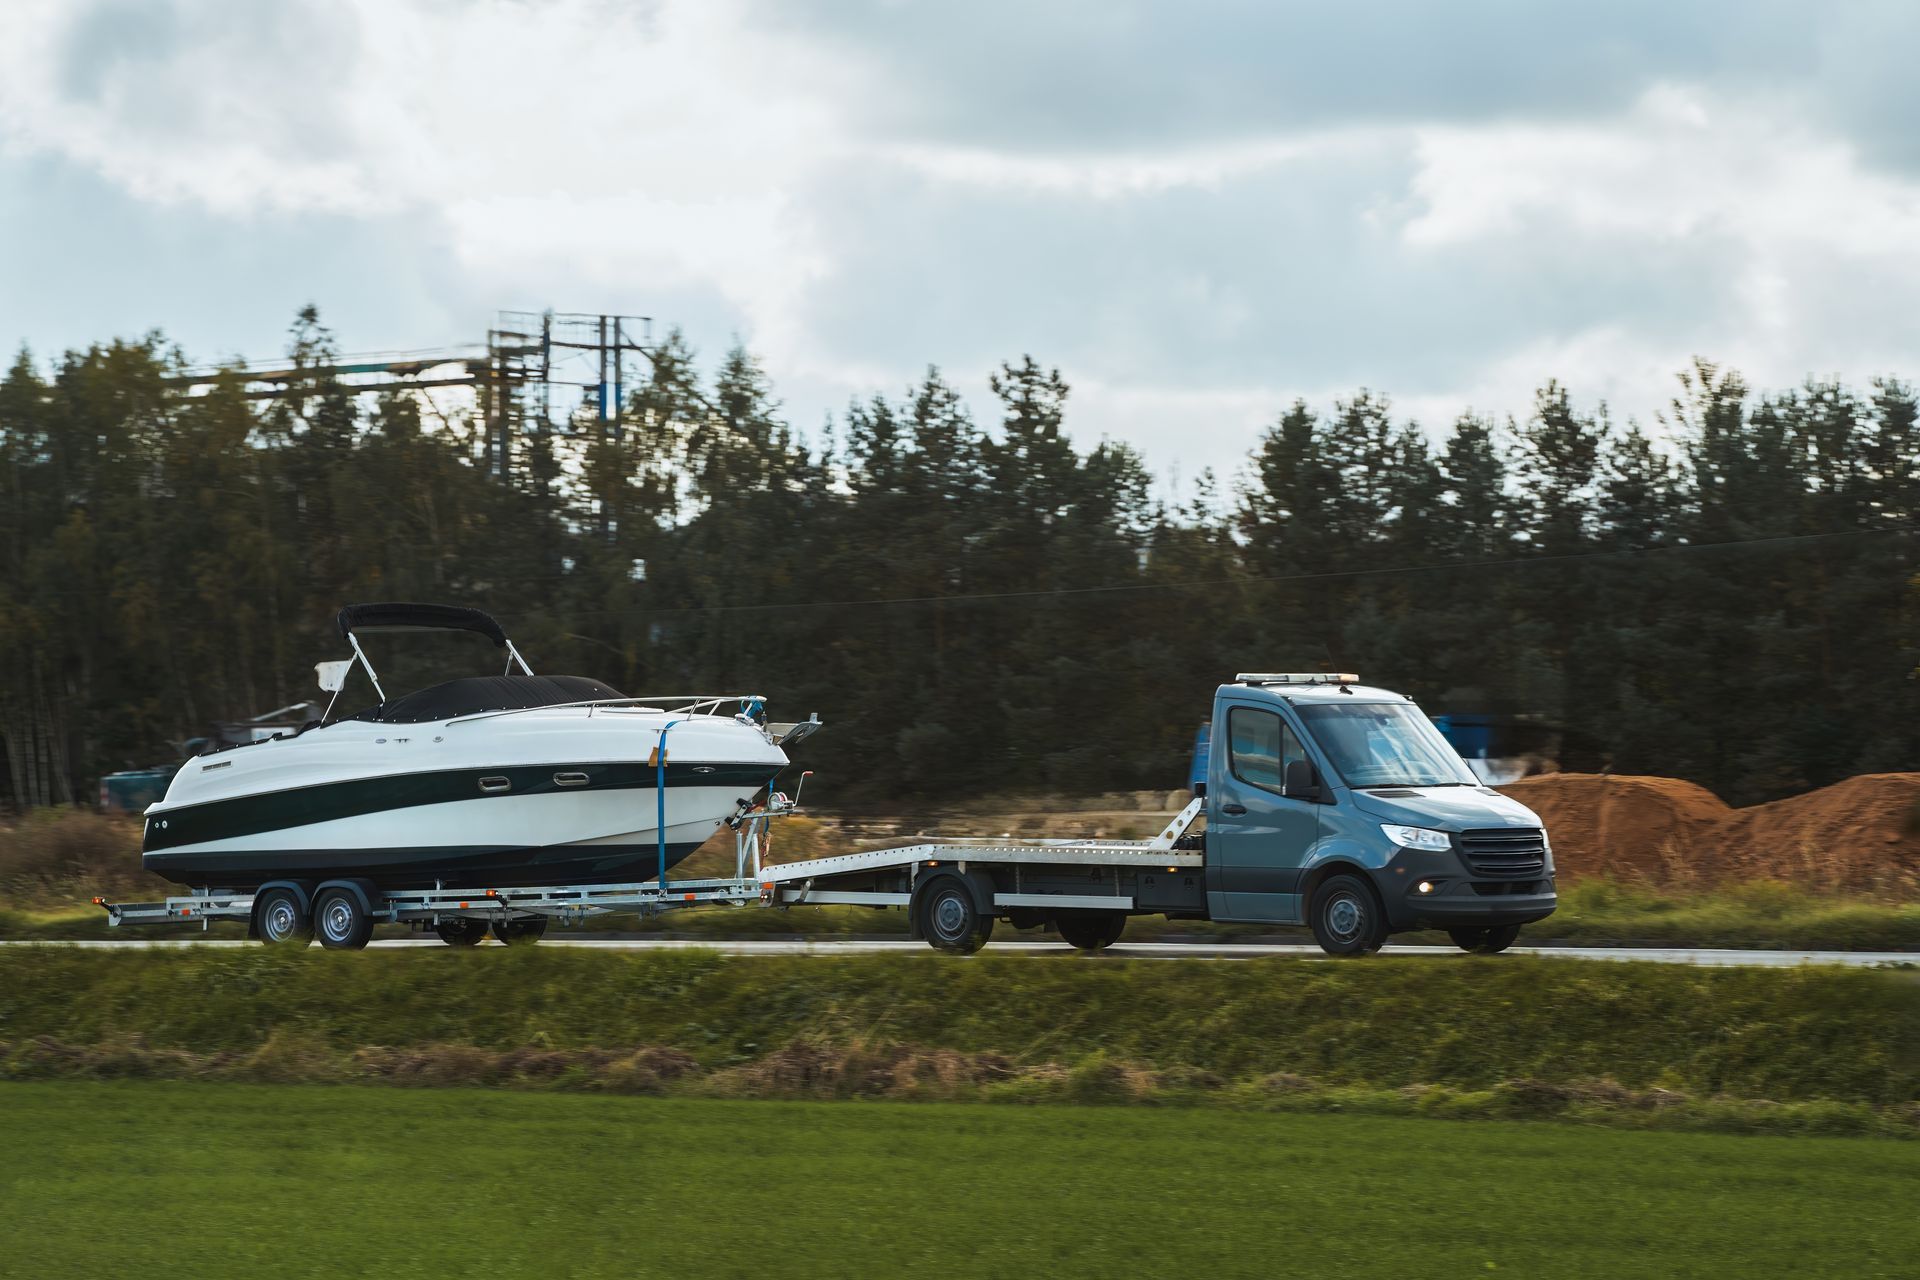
[7, 937, 1912, 967]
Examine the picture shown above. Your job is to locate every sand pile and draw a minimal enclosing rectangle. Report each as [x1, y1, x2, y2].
[1497, 772, 1920, 891]
[1496, 774, 1731, 880]
[1714, 774, 1920, 890]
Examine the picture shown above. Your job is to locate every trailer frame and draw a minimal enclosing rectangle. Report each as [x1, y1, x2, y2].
[94, 798, 1208, 948]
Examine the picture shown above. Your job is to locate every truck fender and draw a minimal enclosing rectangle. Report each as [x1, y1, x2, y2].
[907, 867, 997, 938]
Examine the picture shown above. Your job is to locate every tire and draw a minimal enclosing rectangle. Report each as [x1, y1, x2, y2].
[436, 918, 488, 947]
[1055, 910, 1127, 951]
[314, 887, 373, 951]
[916, 879, 987, 955]
[491, 917, 548, 946]
[1450, 924, 1521, 954]
[1309, 874, 1387, 957]
[253, 887, 312, 947]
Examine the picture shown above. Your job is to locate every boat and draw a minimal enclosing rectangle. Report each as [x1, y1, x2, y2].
[140, 603, 815, 891]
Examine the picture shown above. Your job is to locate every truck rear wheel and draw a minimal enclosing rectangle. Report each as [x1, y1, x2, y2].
[253, 888, 312, 947]
[1449, 924, 1521, 954]
[1055, 910, 1126, 951]
[491, 918, 547, 946]
[1309, 875, 1386, 957]
[435, 918, 488, 947]
[917, 880, 989, 954]
[314, 887, 373, 951]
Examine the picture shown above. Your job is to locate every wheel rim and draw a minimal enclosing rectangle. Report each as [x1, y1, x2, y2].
[321, 898, 355, 942]
[264, 898, 297, 941]
[1325, 894, 1363, 943]
[931, 893, 968, 940]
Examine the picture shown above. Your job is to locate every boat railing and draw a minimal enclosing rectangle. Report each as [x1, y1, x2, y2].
[446, 694, 766, 726]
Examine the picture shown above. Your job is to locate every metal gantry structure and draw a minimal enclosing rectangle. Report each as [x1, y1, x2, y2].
[163, 309, 656, 482]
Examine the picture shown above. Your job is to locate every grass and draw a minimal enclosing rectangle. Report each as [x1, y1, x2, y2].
[5, 1081, 1918, 1280]
[3, 948, 1914, 1119]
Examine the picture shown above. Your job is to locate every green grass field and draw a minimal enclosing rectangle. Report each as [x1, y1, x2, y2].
[5, 1081, 1916, 1279]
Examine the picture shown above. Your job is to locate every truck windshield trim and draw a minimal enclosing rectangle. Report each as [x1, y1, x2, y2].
[1294, 701, 1477, 789]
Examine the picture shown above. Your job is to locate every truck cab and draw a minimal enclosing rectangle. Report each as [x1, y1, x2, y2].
[1205, 674, 1556, 954]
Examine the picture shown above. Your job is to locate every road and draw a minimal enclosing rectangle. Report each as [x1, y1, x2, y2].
[6, 937, 1912, 967]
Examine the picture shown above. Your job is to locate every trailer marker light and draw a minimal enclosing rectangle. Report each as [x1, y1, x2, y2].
[684, 893, 696, 901]
[460, 901, 470, 909]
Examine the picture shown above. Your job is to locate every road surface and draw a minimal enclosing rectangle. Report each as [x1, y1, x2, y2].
[5, 938, 1911, 967]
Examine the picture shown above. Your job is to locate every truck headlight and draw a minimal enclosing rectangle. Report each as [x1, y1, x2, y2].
[1381, 824, 1452, 852]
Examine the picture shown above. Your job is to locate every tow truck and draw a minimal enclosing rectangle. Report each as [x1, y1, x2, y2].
[97, 675, 1556, 956]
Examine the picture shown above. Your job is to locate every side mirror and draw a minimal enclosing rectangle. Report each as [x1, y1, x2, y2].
[1284, 758, 1321, 800]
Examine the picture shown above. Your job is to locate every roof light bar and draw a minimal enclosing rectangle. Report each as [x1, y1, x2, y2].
[1235, 672, 1360, 685]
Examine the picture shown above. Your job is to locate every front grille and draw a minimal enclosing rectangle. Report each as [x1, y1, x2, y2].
[1457, 828, 1547, 877]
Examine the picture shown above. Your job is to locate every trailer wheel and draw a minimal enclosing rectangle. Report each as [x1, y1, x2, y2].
[314, 888, 373, 951]
[1309, 874, 1386, 956]
[1449, 924, 1521, 954]
[491, 918, 548, 946]
[435, 918, 488, 947]
[1055, 911, 1126, 951]
[253, 888, 312, 947]
[916, 880, 988, 954]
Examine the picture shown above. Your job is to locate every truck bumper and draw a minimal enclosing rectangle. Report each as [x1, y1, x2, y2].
[1381, 873, 1557, 932]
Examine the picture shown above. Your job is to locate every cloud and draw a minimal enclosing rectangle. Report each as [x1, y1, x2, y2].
[2, 0, 1919, 486]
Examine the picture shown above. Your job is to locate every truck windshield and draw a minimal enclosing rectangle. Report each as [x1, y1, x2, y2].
[1294, 702, 1476, 788]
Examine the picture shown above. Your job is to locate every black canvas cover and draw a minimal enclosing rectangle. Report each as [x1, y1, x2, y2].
[347, 674, 624, 724]
[337, 603, 508, 648]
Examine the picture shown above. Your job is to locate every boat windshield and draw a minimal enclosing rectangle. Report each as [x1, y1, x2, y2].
[1294, 702, 1476, 789]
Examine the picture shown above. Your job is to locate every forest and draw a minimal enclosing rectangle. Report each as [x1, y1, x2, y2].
[0, 308, 1914, 811]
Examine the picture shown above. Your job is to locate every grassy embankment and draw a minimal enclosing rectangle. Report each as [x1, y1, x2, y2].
[7, 1080, 1918, 1280]
[3, 947, 1915, 1136]
[4, 807, 1918, 948]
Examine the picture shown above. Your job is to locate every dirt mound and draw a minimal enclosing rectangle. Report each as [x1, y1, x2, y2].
[1715, 774, 1920, 891]
[1498, 771, 1920, 891]
[1497, 774, 1732, 880]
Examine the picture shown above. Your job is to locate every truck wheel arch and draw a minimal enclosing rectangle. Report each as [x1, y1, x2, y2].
[1300, 861, 1379, 918]
[908, 868, 997, 938]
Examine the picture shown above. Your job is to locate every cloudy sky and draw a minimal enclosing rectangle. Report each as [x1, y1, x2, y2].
[3, 0, 1919, 486]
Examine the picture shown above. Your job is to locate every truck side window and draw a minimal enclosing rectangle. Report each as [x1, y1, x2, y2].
[1227, 708, 1306, 794]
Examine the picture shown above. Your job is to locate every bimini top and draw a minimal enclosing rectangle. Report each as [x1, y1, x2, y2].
[348, 674, 623, 724]
[337, 603, 508, 649]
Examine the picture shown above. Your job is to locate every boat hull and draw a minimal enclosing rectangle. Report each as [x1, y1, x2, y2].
[142, 717, 788, 891]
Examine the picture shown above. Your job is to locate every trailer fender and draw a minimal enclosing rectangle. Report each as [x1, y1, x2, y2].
[313, 877, 382, 920]
[254, 879, 316, 913]
[907, 868, 997, 939]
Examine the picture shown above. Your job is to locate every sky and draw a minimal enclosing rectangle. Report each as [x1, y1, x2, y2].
[4, 0, 1920, 490]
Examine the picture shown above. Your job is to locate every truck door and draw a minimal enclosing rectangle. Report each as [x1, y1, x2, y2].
[1209, 704, 1318, 923]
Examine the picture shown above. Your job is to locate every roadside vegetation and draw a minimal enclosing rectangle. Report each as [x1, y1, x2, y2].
[3, 948, 1914, 1136]
[7, 1081, 1918, 1280]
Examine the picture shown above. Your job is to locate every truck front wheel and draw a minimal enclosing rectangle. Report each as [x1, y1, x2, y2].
[1449, 925, 1521, 954]
[1055, 911, 1126, 951]
[253, 888, 312, 947]
[917, 880, 990, 954]
[1309, 875, 1386, 956]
